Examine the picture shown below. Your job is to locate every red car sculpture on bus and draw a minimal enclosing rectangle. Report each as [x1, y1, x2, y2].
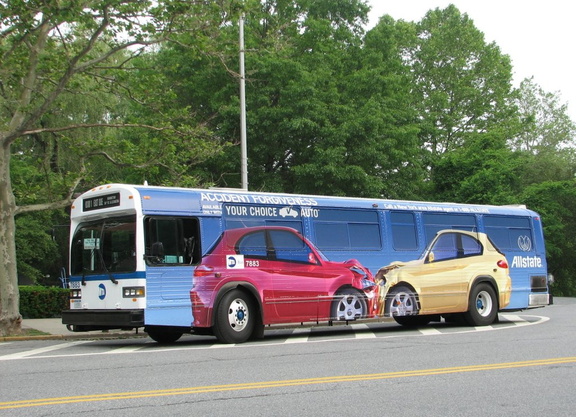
[191, 226, 377, 343]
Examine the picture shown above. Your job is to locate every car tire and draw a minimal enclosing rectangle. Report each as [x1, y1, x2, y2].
[463, 282, 498, 326]
[213, 289, 255, 343]
[331, 288, 367, 321]
[386, 285, 419, 320]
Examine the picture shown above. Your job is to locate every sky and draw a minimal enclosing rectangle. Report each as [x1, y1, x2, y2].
[366, 0, 576, 120]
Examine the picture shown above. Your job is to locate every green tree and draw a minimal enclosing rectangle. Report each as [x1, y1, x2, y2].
[174, 1, 420, 197]
[512, 77, 576, 154]
[408, 5, 517, 169]
[431, 134, 524, 205]
[511, 77, 576, 187]
[521, 181, 576, 296]
[0, 0, 236, 336]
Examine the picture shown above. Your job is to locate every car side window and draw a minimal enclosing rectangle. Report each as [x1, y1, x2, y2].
[237, 231, 268, 258]
[269, 230, 315, 264]
[430, 234, 458, 261]
[461, 234, 482, 256]
[429, 233, 483, 262]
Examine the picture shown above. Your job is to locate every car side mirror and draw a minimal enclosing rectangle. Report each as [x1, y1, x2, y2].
[427, 252, 435, 263]
[308, 252, 319, 264]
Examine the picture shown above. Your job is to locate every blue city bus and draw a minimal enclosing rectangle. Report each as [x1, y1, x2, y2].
[62, 184, 549, 343]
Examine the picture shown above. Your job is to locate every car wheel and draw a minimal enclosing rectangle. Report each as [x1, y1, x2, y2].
[386, 285, 418, 319]
[331, 288, 367, 321]
[213, 289, 255, 343]
[463, 283, 498, 326]
[146, 327, 183, 344]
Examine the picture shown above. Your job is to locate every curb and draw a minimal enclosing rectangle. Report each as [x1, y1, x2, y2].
[1, 331, 148, 343]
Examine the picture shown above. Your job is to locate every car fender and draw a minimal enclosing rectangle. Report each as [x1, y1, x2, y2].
[210, 281, 263, 326]
[467, 276, 499, 309]
[378, 281, 420, 316]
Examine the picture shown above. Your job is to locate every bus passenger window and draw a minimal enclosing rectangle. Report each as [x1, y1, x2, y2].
[144, 217, 201, 265]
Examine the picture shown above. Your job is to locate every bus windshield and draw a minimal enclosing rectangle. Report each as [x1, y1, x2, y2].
[70, 215, 136, 275]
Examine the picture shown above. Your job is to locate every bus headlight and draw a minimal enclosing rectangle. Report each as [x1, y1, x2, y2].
[69, 289, 82, 299]
[123, 287, 145, 298]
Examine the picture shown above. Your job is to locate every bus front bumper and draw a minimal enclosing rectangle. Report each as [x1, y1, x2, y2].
[529, 293, 550, 307]
[62, 309, 144, 332]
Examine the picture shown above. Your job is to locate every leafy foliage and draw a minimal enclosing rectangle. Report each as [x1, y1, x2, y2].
[521, 181, 576, 296]
[1, 0, 576, 320]
[18, 286, 69, 319]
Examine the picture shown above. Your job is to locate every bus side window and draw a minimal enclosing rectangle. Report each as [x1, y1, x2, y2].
[145, 217, 201, 265]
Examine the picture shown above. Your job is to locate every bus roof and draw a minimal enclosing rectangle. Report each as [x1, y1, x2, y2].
[74, 183, 540, 218]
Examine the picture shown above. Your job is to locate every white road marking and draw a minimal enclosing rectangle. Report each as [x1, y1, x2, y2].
[500, 314, 525, 324]
[108, 345, 147, 354]
[0, 341, 91, 361]
[352, 323, 378, 338]
[474, 326, 495, 331]
[0, 315, 550, 361]
[418, 327, 442, 335]
[284, 328, 310, 343]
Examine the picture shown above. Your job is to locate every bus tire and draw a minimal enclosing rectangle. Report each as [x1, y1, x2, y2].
[393, 315, 431, 327]
[464, 283, 498, 326]
[146, 327, 183, 344]
[213, 289, 255, 344]
[331, 288, 367, 321]
[386, 285, 418, 319]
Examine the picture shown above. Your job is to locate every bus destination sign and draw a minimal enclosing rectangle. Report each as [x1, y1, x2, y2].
[83, 192, 121, 212]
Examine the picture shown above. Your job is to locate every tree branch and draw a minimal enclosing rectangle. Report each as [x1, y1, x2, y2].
[21, 122, 174, 136]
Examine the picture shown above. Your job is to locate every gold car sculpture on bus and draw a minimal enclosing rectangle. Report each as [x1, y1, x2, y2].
[375, 230, 511, 327]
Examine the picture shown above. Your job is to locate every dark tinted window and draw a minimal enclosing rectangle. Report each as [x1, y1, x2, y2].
[391, 212, 418, 250]
[314, 209, 381, 250]
[144, 217, 201, 265]
[423, 213, 476, 244]
[484, 216, 533, 252]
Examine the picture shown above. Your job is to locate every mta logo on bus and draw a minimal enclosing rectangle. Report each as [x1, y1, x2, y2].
[227, 255, 244, 269]
[98, 284, 106, 300]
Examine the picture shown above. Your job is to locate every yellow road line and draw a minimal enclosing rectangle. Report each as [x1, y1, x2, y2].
[2, 356, 575, 410]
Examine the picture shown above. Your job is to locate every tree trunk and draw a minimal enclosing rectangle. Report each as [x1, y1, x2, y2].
[0, 139, 22, 336]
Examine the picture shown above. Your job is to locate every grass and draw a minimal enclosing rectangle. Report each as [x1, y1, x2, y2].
[1, 327, 51, 340]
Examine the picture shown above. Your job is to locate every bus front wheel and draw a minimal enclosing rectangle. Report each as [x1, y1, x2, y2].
[213, 289, 256, 344]
[146, 327, 183, 344]
[464, 283, 497, 326]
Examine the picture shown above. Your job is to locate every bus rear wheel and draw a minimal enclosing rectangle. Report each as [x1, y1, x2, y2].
[213, 289, 255, 344]
[464, 283, 498, 326]
[393, 315, 431, 327]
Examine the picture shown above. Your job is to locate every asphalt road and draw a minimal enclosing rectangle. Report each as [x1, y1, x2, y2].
[1, 298, 575, 416]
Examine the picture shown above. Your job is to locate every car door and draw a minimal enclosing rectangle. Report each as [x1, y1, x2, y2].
[266, 229, 337, 323]
[410, 232, 482, 313]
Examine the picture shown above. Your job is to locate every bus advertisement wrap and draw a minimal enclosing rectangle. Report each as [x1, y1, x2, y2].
[62, 184, 549, 344]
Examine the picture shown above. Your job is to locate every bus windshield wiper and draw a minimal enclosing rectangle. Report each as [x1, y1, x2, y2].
[95, 247, 118, 284]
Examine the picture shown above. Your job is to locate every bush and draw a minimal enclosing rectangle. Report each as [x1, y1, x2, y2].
[19, 286, 69, 318]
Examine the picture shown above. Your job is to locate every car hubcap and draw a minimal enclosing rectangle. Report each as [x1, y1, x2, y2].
[476, 291, 492, 317]
[228, 298, 249, 332]
[336, 295, 364, 320]
[390, 292, 415, 316]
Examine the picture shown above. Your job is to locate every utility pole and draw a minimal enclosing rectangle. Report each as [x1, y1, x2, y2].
[239, 13, 248, 190]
